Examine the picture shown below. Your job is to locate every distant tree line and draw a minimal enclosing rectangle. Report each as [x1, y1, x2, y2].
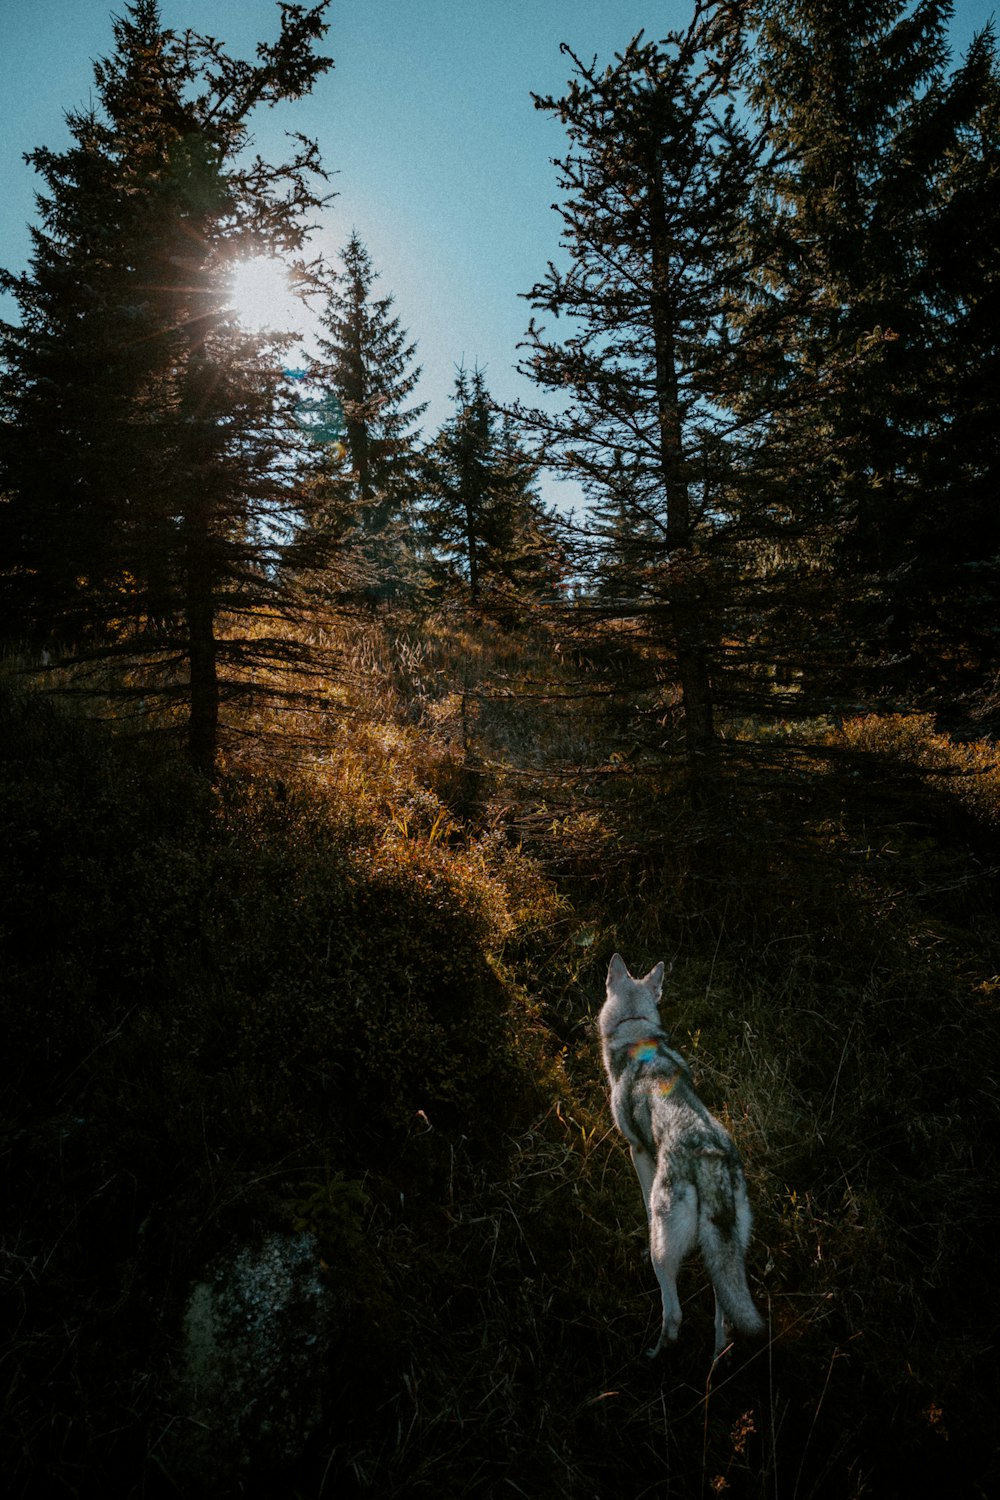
[294, 234, 563, 614]
[2, 0, 997, 777]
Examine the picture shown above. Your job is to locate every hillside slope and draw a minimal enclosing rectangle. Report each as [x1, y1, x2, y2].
[2, 678, 999, 1497]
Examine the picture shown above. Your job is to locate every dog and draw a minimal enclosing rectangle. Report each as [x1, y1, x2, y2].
[599, 953, 764, 1359]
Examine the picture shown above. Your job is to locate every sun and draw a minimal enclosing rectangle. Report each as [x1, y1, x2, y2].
[228, 254, 302, 333]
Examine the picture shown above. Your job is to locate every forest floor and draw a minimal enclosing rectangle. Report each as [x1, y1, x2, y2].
[2, 615, 999, 1497]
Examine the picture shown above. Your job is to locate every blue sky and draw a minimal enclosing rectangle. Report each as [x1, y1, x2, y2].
[1, 0, 996, 509]
[0, 2, 681, 435]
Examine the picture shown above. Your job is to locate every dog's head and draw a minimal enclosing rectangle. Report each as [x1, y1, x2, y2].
[600, 953, 665, 1037]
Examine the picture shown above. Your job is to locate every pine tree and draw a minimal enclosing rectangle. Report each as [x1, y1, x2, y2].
[516, 1, 766, 770]
[741, 0, 1000, 713]
[0, 37, 173, 643]
[0, 0, 333, 773]
[422, 365, 559, 610]
[303, 232, 426, 606]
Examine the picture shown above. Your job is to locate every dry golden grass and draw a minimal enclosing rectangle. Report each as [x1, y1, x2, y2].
[3, 621, 999, 1497]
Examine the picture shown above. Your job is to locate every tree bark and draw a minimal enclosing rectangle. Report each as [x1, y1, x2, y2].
[184, 504, 219, 778]
[645, 139, 716, 771]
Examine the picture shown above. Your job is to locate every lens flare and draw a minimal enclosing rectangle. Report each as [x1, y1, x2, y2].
[229, 255, 300, 332]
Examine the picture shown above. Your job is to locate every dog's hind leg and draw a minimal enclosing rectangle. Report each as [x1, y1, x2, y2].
[646, 1178, 698, 1358]
[630, 1143, 656, 1222]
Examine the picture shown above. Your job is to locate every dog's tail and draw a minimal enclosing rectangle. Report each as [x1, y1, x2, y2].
[703, 1236, 765, 1336]
[696, 1158, 765, 1338]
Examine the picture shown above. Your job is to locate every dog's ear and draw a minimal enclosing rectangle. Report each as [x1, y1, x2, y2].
[607, 953, 629, 987]
[643, 961, 665, 1001]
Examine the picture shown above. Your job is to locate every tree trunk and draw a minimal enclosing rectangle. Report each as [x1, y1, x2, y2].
[465, 496, 480, 603]
[646, 142, 716, 771]
[185, 509, 219, 778]
[672, 581, 716, 765]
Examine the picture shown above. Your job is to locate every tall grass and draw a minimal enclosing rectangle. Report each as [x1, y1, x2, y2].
[2, 617, 999, 1497]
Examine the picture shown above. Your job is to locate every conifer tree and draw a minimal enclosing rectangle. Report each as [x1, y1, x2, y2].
[741, 0, 1000, 712]
[303, 232, 426, 605]
[422, 365, 559, 609]
[516, 1, 766, 770]
[0, 0, 333, 773]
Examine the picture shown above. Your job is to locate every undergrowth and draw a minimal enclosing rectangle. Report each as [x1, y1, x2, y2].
[2, 626, 999, 1498]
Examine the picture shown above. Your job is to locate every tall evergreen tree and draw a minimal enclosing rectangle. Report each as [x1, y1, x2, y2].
[516, 2, 767, 770]
[302, 232, 426, 606]
[741, 0, 1000, 713]
[422, 365, 560, 608]
[0, 0, 333, 772]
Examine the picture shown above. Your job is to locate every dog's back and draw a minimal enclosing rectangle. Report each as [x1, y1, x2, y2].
[600, 954, 764, 1357]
